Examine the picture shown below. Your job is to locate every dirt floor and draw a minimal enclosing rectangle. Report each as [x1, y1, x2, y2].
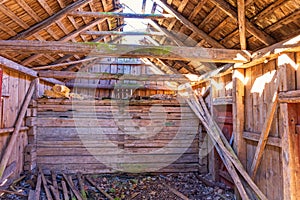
[1, 172, 235, 200]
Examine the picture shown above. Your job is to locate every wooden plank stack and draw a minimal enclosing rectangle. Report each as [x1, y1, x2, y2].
[27, 98, 200, 174]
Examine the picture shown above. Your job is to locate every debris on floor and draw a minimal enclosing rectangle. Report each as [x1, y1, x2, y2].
[0, 171, 234, 200]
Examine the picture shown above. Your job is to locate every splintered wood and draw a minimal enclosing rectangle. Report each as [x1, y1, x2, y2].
[183, 88, 267, 200]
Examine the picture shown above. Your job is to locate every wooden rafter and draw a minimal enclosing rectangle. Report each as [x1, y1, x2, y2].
[0, 40, 251, 63]
[237, 0, 247, 50]
[188, 0, 207, 21]
[153, 0, 225, 48]
[210, 0, 276, 45]
[10, 0, 92, 40]
[251, 0, 288, 22]
[21, 8, 123, 65]
[68, 11, 174, 19]
[0, 4, 29, 29]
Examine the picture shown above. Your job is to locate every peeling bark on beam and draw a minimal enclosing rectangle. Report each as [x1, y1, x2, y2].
[69, 11, 174, 19]
[153, 0, 225, 48]
[10, 0, 92, 40]
[0, 40, 251, 63]
[38, 70, 189, 82]
[0, 55, 63, 85]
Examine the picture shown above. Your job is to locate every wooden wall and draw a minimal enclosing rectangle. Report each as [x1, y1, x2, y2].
[29, 98, 200, 174]
[67, 58, 176, 99]
[0, 67, 52, 177]
[242, 59, 283, 200]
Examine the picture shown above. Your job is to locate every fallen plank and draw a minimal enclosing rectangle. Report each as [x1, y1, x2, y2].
[86, 176, 114, 200]
[40, 168, 53, 200]
[62, 173, 83, 200]
[61, 180, 69, 200]
[167, 185, 189, 200]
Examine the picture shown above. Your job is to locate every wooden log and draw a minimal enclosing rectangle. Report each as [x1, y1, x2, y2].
[250, 70, 280, 178]
[0, 79, 38, 179]
[62, 173, 83, 200]
[86, 176, 114, 200]
[69, 11, 174, 19]
[0, 40, 251, 63]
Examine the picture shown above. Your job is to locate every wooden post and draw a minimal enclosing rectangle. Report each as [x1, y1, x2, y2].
[0, 78, 38, 179]
[232, 69, 246, 199]
[237, 0, 246, 50]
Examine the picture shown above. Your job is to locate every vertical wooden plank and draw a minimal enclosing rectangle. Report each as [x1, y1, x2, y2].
[296, 52, 300, 90]
[232, 69, 246, 167]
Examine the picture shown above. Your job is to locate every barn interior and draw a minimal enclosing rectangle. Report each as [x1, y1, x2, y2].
[0, 0, 300, 199]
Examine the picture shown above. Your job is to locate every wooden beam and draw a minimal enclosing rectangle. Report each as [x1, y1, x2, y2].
[83, 30, 165, 36]
[210, 0, 276, 45]
[279, 90, 300, 103]
[243, 131, 281, 147]
[65, 82, 176, 90]
[11, 0, 92, 40]
[38, 70, 189, 82]
[0, 79, 38, 179]
[250, 70, 280, 178]
[237, 0, 247, 50]
[0, 40, 250, 63]
[69, 11, 174, 19]
[148, 20, 185, 46]
[238, 34, 300, 69]
[153, 0, 225, 48]
[0, 55, 63, 85]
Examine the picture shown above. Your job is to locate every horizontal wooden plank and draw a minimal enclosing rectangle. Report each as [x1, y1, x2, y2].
[37, 111, 197, 120]
[279, 90, 300, 103]
[36, 99, 185, 105]
[36, 146, 198, 156]
[37, 154, 198, 164]
[212, 97, 233, 105]
[31, 118, 199, 127]
[0, 126, 29, 134]
[243, 131, 281, 147]
[38, 163, 199, 174]
[0, 40, 251, 63]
